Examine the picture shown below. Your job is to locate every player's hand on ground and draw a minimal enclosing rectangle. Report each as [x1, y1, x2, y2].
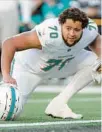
[3, 75, 17, 85]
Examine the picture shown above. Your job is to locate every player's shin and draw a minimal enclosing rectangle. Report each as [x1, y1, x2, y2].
[58, 66, 93, 104]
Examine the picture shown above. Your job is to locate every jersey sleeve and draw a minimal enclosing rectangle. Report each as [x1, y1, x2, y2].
[87, 18, 99, 40]
[88, 18, 98, 32]
[34, 18, 61, 51]
[34, 20, 48, 48]
[83, 18, 99, 45]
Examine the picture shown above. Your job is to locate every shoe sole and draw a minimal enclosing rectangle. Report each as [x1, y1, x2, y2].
[46, 114, 83, 119]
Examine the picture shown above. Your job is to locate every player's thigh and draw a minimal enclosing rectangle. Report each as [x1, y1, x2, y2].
[11, 59, 42, 104]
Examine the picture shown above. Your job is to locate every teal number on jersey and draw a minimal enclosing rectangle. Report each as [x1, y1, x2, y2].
[88, 19, 97, 31]
[58, 57, 74, 70]
[41, 57, 74, 71]
[41, 59, 62, 71]
[48, 26, 58, 38]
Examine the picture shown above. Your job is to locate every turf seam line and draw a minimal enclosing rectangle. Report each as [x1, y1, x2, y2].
[0, 120, 101, 128]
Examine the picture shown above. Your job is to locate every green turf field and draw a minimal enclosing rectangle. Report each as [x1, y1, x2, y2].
[0, 92, 101, 132]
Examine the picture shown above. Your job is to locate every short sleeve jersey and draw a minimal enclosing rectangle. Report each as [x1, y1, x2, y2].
[15, 18, 99, 75]
[35, 18, 98, 56]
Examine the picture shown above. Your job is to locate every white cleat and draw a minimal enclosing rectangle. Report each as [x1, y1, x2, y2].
[45, 104, 83, 119]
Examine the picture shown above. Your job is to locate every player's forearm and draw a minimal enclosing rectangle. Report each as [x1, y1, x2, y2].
[90, 44, 101, 58]
[1, 39, 16, 77]
[89, 35, 102, 58]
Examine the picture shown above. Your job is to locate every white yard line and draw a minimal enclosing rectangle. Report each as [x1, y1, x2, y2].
[34, 85, 101, 94]
[0, 120, 101, 128]
[27, 97, 101, 103]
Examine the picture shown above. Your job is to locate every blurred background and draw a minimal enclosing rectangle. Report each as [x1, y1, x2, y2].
[0, 0, 101, 90]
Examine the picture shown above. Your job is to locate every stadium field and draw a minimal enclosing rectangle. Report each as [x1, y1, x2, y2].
[0, 91, 101, 132]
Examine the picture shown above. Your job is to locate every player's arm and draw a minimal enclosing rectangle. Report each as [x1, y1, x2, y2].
[88, 34, 101, 72]
[1, 30, 41, 84]
[88, 35, 102, 83]
[88, 34, 101, 58]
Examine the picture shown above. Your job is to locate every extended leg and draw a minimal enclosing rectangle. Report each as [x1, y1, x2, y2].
[45, 66, 93, 119]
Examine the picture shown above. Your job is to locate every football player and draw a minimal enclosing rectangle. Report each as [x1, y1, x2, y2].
[1, 8, 101, 119]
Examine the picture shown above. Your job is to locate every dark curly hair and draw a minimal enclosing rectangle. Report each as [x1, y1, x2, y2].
[59, 8, 88, 29]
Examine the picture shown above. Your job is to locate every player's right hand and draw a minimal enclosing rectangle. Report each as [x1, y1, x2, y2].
[3, 75, 17, 85]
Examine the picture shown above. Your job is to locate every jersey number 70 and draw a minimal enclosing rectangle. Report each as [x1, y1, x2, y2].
[49, 26, 58, 38]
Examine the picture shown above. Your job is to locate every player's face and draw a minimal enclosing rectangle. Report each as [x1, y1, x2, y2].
[61, 19, 83, 46]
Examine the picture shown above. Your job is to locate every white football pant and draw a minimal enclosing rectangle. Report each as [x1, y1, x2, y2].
[12, 49, 97, 118]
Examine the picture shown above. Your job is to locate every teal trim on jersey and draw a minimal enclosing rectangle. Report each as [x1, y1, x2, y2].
[6, 87, 16, 120]
[88, 25, 97, 30]
[10, 59, 15, 76]
[88, 19, 97, 30]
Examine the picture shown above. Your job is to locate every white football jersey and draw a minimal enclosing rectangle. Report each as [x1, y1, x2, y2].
[15, 18, 98, 77]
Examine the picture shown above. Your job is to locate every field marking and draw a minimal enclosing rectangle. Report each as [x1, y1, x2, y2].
[27, 97, 101, 103]
[0, 120, 101, 128]
[34, 85, 101, 94]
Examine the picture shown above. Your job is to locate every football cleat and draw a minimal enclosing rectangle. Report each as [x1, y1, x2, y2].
[45, 103, 83, 119]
